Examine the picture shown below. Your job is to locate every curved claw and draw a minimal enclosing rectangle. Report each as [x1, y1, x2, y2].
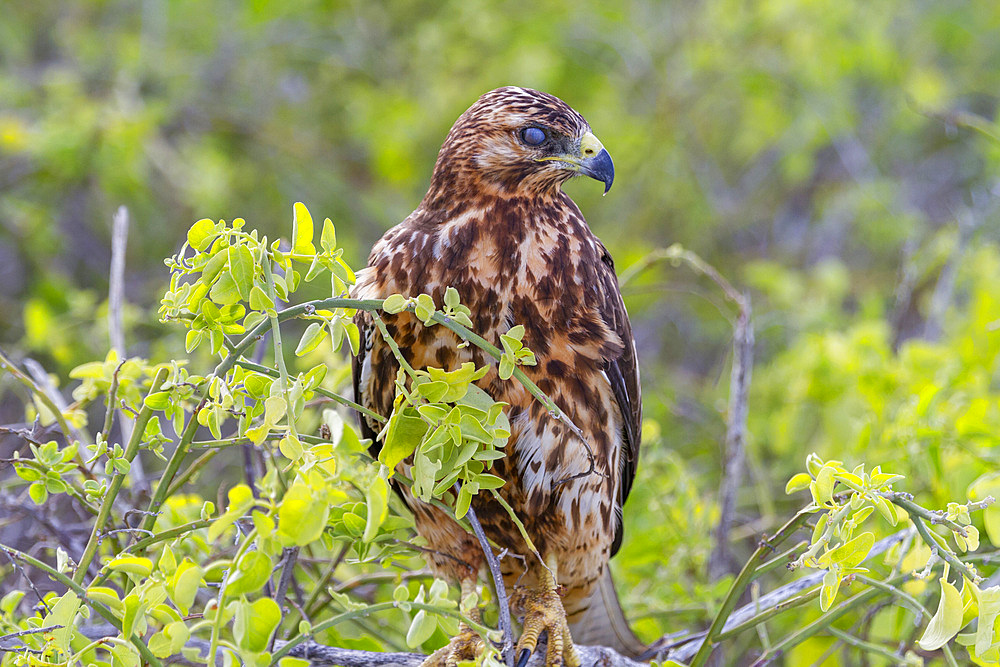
[421, 625, 485, 667]
[513, 587, 581, 667]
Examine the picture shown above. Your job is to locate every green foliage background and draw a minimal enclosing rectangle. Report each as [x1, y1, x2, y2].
[2, 1, 1000, 665]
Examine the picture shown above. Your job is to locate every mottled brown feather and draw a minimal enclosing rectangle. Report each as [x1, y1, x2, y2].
[350, 86, 641, 647]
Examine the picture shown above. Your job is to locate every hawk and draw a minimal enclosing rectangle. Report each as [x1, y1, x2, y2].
[352, 87, 643, 666]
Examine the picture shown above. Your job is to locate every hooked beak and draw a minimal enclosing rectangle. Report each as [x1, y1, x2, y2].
[533, 130, 616, 194]
[576, 131, 614, 194]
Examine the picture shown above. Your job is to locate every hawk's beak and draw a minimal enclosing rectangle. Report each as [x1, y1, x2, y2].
[575, 132, 615, 194]
[535, 130, 615, 194]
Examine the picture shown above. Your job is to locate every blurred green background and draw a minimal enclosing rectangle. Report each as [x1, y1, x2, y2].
[2, 1, 1000, 662]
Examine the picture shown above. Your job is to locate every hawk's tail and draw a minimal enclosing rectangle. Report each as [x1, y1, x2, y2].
[568, 568, 646, 658]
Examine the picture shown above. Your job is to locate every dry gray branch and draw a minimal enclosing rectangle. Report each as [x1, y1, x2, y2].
[708, 296, 754, 581]
[666, 529, 910, 662]
[72, 625, 644, 667]
[108, 205, 145, 490]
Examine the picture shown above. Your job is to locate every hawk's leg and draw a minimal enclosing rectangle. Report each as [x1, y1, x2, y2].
[421, 578, 485, 667]
[513, 555, 581, 667]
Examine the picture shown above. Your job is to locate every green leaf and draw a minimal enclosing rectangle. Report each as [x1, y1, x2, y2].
[187, 218, 217, 251]
[210, 270, 242, 306]
[454, 483, 474, 519]
[29, 481, 47, 505]
[235, 597, 281, 653]
[474, 473, 506, 490]
[918, 576, 966, 651]
[379, 407, 429, 472]
[974, 584, 1000, 656]
[1, 590, 25, 615]
[108, 556, 153, 577]
[345, 321, 361, 355]
[201, 249, 229, 287]
[822, 532, 875, 569]
[226, 551, 273, 597]
[144, 391, 171, 410]
[406, 610, 437, 648]
[168, 559, 204, 615]
[444, 286, 460, 308]
[814, 466, 835, 505]
[279, 432, 303, 461]
[382, 294, 408, 314]
[250, 284, 275, 312]
[149, 621, 190, 658]
[820, 570, 841, 612]
[277, 480, 330, 546]
[185, 329, 204, 353]
[292, 202, 316, 255]
[785, 472, 812, 494]
[229, 244, 255, 301]
[208, 484, 255, 542]
[363, 474, 389, 542]
[320, 217, 337, 252]
[295, 322, 327, 356]
[42, 591, 79, 652]
[874, 495, 898, 526]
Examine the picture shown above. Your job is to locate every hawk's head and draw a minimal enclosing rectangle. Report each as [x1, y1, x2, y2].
[425, 87, 614, 203]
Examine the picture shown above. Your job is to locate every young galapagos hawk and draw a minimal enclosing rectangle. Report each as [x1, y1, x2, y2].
[352, 86, 643, 666]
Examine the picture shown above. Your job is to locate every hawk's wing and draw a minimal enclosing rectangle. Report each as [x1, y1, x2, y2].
[351, 310, 382, 458]
[598, 247, 641, 558]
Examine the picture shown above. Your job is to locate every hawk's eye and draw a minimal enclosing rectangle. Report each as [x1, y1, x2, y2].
[520, 127, 546, 146]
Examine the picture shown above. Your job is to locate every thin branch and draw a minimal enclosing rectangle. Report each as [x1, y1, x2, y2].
[463, 488, 514, 667]
[0, 349, 82, 465]
[686, 510, 811, 667]
[235, 359, 385, 423]
[108, 205, 129, 356]
[108, 205, 144, 491]
[0, 544, 163, 667]
[73, 367, 170, 585]
[709, 296, 754, 580]
[270, 547, 300, 651]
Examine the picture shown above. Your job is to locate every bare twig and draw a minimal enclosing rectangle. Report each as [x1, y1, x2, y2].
[618, 245, 754, 580]
[108, 206, 129, 357]
[23, 358, 88, 448]
[923, 196, 988, 341]
[2, 547, 50, 613]
[108, 206, 145, 490]
[462, 487, 515, 667]
[0, 625, 64, 645]
[668, 529, 910, 663]
[709, 296, 754, 580]
[270, 547, 300, 652]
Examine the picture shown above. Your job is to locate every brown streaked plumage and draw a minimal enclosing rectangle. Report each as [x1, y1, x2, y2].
[352, 86, 643, 664]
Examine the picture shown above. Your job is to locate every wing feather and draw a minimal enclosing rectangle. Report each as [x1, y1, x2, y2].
[598, 248, 641, 557]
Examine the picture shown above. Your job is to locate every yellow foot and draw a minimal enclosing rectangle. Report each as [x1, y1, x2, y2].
[513, 586, 581, 667]
[421, 624, 485, 667]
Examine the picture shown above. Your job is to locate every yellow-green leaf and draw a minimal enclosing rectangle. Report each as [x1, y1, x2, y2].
[295, 322, 327, 356]
[825, 532, 875, 569]
[363, 474, 389, 542]
[292, 202, 316, 254]
[277, 480, 329, 546]
[229, 244, 255, 301]
[187, 218, 217, 251]
[108, 556, 153, 578]
[918, 576, 965, 651]
[785, 472, 812, 494]
[320, 217, 336, 252]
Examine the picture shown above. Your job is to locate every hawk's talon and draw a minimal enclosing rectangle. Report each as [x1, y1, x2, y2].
[513, 586, 581, 667]
[420, 623, 485, 667]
